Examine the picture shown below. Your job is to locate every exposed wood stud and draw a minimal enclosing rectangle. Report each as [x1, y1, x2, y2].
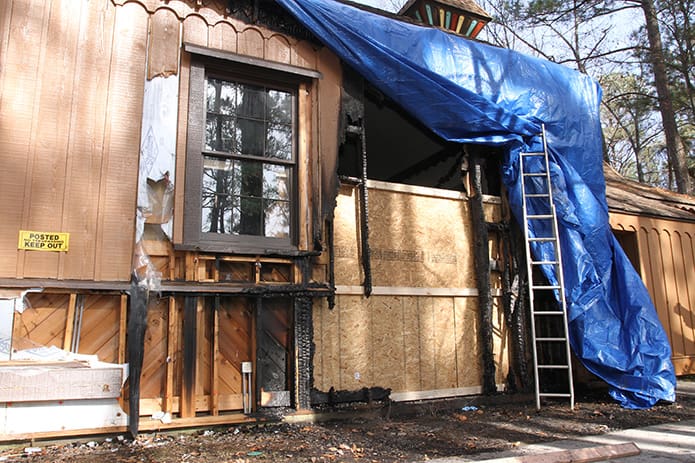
[181, 296, 198, 418]
[118, 294, 128, 364]
[211, 296, 220, 415]
[63, 293, 78, 351]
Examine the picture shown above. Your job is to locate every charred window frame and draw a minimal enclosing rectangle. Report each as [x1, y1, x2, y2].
[183, 51, 315, 253]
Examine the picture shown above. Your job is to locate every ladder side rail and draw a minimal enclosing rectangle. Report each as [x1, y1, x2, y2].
[539, 124, 575, 409]
[519, 149, 542, 410]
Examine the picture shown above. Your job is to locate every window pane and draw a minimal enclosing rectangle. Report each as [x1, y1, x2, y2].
[201, 157, 237, 234]
[207, 78, 237, 115]
[263, 164, 290, 201]
[236, 84, 265, 119]
[236, 118, 265, 156]
[237, 197, 263, 235]
[266, 123, 292, 160]
[267, 90, 292, 124]
[205, 116, 235, 153]
[264, 200, 290, 238]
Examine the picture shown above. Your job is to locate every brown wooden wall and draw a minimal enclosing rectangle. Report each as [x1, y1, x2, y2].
[0, 0, 147, 281]
[610, 212, 695, 375]
[0, 0, 341, 281]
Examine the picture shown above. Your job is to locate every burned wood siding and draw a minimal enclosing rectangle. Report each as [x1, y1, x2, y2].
[0, 0, 145, 280]
[610, 212, 695, 375]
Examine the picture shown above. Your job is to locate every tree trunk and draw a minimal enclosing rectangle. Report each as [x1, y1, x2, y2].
[640, 0, 691, 193]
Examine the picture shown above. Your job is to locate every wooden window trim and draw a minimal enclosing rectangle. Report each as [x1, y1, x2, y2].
[182, 55, 313, 255]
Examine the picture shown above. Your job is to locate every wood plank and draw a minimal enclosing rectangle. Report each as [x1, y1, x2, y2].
[119, 294, 127, 364]
[23, 0, 82, 279]
[181, 296, 197, 418]
[680, 232, 695, 356]
[209, 21, 237, 53]
[266, 34, 291, 64]
[60, 0, 116, 281]
[182, 14, 208, 47]
[645, 227, 672, 345]
[78, 294, 121, 363]
[670, 231, 691, 356]
[211, 302, 220, 415]
[140, 298, 168, 398]
[13, 293, 69, 350]
[2, 0, 49, 278]
[298, 81, 311, 251]
[63, 293, 78, 351]
[660, 230, 685, 355]
[237, 27, 264, 58]
[164, 296, 177, 413]
[95, 1, 148, 281]
[148, 8, 180, 79]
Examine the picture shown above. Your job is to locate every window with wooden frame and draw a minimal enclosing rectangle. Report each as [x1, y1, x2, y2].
[183, 48, 317, 253]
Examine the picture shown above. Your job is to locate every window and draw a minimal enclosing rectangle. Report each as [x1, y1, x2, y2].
[184, 56, 307, 252]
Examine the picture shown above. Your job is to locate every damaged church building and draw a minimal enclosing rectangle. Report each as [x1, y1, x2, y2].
[0, 0, 691, 439]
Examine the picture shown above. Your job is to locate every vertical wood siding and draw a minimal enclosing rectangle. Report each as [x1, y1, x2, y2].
[610, 213, 695, 375]
[0, 0, 331, 281]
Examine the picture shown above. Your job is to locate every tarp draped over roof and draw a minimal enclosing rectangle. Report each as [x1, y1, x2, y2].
[274, 0, 676, 408]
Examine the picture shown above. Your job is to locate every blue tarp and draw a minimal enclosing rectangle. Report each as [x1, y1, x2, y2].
[274, 0, 676, 408]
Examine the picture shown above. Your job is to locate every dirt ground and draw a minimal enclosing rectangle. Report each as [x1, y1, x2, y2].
[2, 383, 694, 463]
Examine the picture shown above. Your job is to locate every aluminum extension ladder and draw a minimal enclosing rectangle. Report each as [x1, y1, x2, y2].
[519, 125, 575, 410]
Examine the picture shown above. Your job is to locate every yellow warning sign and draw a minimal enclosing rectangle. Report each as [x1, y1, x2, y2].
[18, 230, 70, 252]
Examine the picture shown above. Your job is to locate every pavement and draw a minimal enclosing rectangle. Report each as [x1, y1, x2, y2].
[418, 381, 695, 463]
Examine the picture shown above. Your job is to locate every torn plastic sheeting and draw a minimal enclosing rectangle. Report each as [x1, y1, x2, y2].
[274, 0, 675, 408]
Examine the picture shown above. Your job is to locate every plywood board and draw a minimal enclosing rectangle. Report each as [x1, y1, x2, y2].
[370, 296, 405, 391]
[140, 298, 169, 399]
[22, 0, 81, 279]
[13, 293, 69, 350]
[77, 294, 121, 364]
[336, 295, 372, 390]
[0, 0, 48, 278]
[417, 297, 437, 391]
[61, 0, 116, 280]
[402, 296, 422, 391]
[432, 297, 457, 389]
[333, 185, 486, 289]
[313, 297, 341, 390]
[454, 297, 481, 387]
[95, 2, 148, 281]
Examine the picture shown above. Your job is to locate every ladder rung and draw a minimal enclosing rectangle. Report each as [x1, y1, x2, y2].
[526, 193, 551, 198]
[531, 260, 559, 265]
[538, 365, 570, 369]
[536, 337, 567, 342]
[527, 214, 553, 219]
[539, 393, 573, 398]
[522, 172, 548, 177]
[521, 152, 545, 156]
[533, 311, 564, 315]
[532, 285, 561, 290]
[529, 237, 556, 242]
